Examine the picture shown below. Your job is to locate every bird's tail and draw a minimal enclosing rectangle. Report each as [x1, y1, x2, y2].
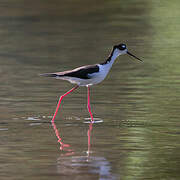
[40, 73, 59, 77]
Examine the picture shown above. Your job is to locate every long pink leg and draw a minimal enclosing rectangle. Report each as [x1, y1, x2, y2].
[51, 85, 79, 123]
[87, 86, 94, 122]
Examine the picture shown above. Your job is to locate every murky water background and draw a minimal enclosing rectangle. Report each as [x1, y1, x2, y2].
[0, 0, 180, 179]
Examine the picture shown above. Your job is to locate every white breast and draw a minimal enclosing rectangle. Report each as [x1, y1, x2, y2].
[87, 64, 112, 85]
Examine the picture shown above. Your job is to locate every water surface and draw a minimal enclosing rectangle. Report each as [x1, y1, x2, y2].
[0, 0, 180, 179]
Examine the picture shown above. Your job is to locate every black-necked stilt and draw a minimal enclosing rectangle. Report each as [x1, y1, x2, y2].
[41, 43, 142, 123]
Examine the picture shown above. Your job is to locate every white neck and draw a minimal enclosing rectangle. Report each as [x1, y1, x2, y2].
[101, 48, 126, 66]
[97, 49, 125, 83]
[109, 49, 121, 65]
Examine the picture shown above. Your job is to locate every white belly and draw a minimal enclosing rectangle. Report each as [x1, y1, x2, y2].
[57, 75, 105, 86]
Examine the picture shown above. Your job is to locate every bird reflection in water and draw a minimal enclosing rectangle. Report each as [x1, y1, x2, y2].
[51, 121, 115, 179]
[51, 120, 93, 156]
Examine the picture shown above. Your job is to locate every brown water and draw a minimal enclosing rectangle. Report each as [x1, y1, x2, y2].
[1, 0, 180, 179]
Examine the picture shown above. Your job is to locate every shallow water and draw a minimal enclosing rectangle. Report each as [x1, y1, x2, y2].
[0, 0, 180, 179]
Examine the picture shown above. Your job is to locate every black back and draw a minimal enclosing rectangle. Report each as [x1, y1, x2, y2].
[57, 65, 99, 79]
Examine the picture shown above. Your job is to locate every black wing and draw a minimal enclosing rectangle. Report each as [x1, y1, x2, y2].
[60, 65, 99, 79]
[40, 64, 100, 79]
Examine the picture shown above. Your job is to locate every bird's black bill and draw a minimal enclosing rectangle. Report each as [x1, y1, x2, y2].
[127, 51, 142, 62]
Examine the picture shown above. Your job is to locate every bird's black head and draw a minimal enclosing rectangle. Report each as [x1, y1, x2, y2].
[115, 44, 127, 51]
[113, 43, 142, 61]
[112, 44, 128, 56]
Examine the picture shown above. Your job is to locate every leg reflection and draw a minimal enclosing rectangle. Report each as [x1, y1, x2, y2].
[51, 120, 94, 156]
[87, 122, 93, 157]
[51, 121, 74, 156]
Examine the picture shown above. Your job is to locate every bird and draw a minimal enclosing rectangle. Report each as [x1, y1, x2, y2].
[40, 43, 142, 123]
